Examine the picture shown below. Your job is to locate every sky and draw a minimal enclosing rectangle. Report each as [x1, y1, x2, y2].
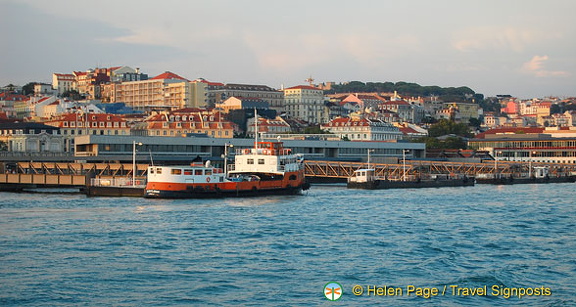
[1, 0, 575, 99]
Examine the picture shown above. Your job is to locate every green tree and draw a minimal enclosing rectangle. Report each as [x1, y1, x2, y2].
[428, 119, 472, 138]
[62, 90, 83, 100]
[0, 140, 7, 151]
[412, 136, 467, 149]
[302, 125, 330, 134]
[22, 82, 36, 95]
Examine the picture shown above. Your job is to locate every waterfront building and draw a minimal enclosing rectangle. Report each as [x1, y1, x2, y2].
[43, 113, 130, 152]
[469, 127, 576, 164]
[283, 85, 328, 124]
[0, 122, 64, 153]
[73, 134, 425, 163]
[321, 117, 403, 141]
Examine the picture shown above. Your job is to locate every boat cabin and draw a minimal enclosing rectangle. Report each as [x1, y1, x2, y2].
[348, 169, 375, 183]
[230, 141, 303, 174]
[147, 161, 225, 184]
[532, 166, 549, 178]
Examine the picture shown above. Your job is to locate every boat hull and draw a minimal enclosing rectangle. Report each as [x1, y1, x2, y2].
[347, 178, 474, 190]
[144, 183, 307, 199]
[86, 186, 145, 197]
[476, 175, 576, 185]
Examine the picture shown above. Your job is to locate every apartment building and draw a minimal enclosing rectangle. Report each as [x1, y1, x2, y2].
[283, 85, 328, 124]
[139, 108, 236, 138]
[211, 84, 283, 112]
[111, 71, 192, 112]
[52, 73, 76, 95]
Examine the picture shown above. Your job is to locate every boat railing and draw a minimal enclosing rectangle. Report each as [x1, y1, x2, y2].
[91, 177, 146, 188]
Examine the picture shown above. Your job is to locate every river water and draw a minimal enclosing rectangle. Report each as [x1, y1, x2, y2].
[0, 183, 575, 306]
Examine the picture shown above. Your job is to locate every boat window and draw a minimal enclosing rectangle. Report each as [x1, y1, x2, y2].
[258, 159, 265, 164]
[183, 169, 193, 175]
[150, 168, 155, 174]
[171, 169, 182, 175]
[247, 159, 254, 164]
[195, 169, 203, 175]
[156, 168, 162, 174]
[205, 170, 212, 175]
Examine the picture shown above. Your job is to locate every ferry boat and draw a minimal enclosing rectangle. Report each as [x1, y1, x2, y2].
[144, 141, 310, 198]
[347, 168, 474, 190]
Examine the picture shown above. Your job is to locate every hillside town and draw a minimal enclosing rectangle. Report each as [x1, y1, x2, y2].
[1, 65, 576, 165]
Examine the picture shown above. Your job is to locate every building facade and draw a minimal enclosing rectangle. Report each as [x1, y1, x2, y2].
[211, 84, 283, 112]
[283, 85, 328, 124]
[137, 108, 236, 138]
[110, 72, 191, 112]
[0, 122, 64, 153]
[321, 117, 404, 141]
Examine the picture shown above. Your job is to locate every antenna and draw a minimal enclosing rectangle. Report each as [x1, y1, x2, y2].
[149, 149, 154, 167]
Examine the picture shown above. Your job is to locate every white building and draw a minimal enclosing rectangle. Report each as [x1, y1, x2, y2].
[283, 85, 328, 124]
[321, 117, 403, 141]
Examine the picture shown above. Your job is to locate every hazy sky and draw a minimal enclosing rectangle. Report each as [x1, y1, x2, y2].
[1, 0, 575, 98]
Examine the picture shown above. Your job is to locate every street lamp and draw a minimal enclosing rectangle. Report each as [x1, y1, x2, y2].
[494, 150, 502, 177]
[529, 150, 536, 178]
[367, 149, 374, 169]
[222, 143, 234, 176]
[132, 141, 142, 187]
[402, 149, 410, 182]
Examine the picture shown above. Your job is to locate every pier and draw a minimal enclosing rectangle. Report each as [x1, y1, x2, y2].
[304, 160, 576, 181]
[1, 160, 575, 192]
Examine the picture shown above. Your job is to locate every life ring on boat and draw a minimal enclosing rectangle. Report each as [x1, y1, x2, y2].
[206, 177, 211, 182]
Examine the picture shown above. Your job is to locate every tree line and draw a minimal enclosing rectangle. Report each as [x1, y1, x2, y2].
[326, 81, 483, 102]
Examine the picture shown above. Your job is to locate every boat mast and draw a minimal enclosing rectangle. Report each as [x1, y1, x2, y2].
[254, 107, 258, 152]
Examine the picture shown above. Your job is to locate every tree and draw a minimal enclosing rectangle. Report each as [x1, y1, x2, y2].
[0, 140, 7, 151]
[469, 117, 482, 128]
[22, 82, 36, 95]
[62, 90, 83, 100]
[427, 119, 472, 138]
[550, 104, 562, 114]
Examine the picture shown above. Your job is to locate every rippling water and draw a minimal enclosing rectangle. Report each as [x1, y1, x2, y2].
[1, 184, 575, 306]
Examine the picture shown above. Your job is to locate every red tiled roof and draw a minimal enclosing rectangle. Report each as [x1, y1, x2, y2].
[475, 127, 544, 139]
[0, 93, 29, 101]
[285, 85, 321, 90]
[151, 71, 189, 81]
[43, 113, 128, 128]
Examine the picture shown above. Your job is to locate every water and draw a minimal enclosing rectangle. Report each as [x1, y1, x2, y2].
[0, 184, 575, 306]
